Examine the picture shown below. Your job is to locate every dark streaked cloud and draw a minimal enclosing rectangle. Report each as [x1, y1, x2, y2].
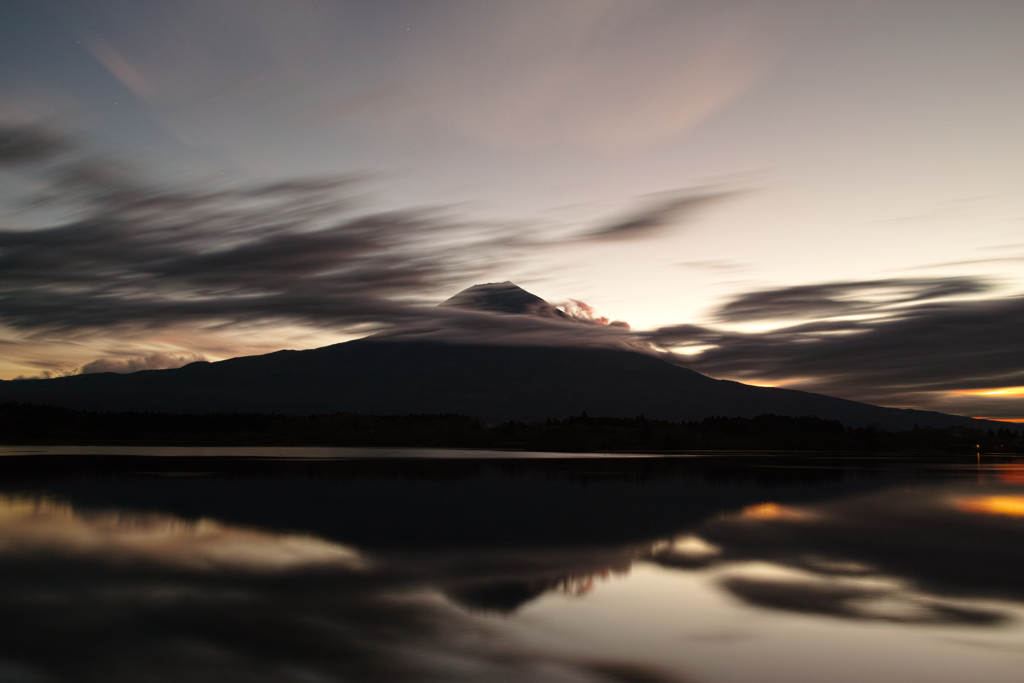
[0, 125, 68, 165]
[713, 277, 991, 323]
[650, 280, 1024, 416]
[676, 259, 748, 272]
[0, 125, 516, 336]
[578, 188, 743, 242]
[905, 255, 1024, 270]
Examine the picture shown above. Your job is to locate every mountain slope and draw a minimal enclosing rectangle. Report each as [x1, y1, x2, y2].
[0, 282, 1002, 430]
[0, 338, 997, 430]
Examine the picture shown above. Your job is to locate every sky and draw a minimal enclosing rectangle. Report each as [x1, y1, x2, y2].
[1, 0, 1023, 420]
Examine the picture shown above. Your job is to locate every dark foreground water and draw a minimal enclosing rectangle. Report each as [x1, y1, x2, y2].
[0, 447, 1022, 683]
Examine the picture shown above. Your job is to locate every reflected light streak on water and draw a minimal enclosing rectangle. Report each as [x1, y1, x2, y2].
[954, 495, 1024, 517]
[738, 502, 814, 521]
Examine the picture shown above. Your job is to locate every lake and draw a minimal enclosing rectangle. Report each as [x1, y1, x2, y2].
[0, 448, 1021, 682]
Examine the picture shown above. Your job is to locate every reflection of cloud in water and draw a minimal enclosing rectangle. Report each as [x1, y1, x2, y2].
[648, 535, 722, 569]
[652, 535, 722, 560]
[4, 468, 1024, 681]
[0, 495, 363, 572]
[720, 563, 1004, 625]
[648, 486, 1024, 625]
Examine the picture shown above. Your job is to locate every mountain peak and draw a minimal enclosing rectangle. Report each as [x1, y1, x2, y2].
[441, 282, 565, 317]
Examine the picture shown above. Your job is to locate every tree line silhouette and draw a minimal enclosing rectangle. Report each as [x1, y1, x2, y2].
[1, 402, 1020, 453]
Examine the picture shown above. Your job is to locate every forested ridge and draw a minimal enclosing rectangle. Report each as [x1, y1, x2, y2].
[2, 403, 1020, 453]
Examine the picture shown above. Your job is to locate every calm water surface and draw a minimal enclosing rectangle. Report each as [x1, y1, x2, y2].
[0, 448, 1021, 682]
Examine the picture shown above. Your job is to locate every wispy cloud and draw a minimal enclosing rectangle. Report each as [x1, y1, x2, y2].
[79, 352, 206, 375]
[0, 125, 68, 165]
[713, 277, 991, 323]
[903, 255, 1024, 270]
[577, 187, 744, 242]
[0, 125, 509, 337]
[76, 0, 786, 151]
[0, 124, 640, 375]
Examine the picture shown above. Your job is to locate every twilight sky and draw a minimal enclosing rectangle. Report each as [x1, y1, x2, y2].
[1, 0, 1023, 420]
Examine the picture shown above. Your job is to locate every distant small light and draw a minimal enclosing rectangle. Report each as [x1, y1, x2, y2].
[739, 502, 812, 521]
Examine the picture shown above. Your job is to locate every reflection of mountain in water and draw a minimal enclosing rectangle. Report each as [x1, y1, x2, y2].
[2, 455, 1024, 682]
[0, 453, 870, 551]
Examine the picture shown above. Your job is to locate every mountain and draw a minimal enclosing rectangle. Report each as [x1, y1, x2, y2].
[441, 281, 566, 317]
[0, 283, 1000, 430]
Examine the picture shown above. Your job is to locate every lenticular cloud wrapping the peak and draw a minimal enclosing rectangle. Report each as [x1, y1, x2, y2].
[441, 282, 629, 329]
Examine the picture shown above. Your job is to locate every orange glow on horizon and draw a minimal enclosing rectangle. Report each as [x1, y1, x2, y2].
[954, 495, 1024, 518]
[954, 386, 1024, 397]
[973, 417, 1024, 423]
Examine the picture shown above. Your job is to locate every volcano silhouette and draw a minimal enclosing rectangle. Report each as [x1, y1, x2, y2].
[0, 283, 995, 429]
[441, 281, 567, 317]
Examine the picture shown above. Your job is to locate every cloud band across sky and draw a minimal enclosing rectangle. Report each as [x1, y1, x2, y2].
[649, 280, 1024, 419]
[1, 124, 1023, 420]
